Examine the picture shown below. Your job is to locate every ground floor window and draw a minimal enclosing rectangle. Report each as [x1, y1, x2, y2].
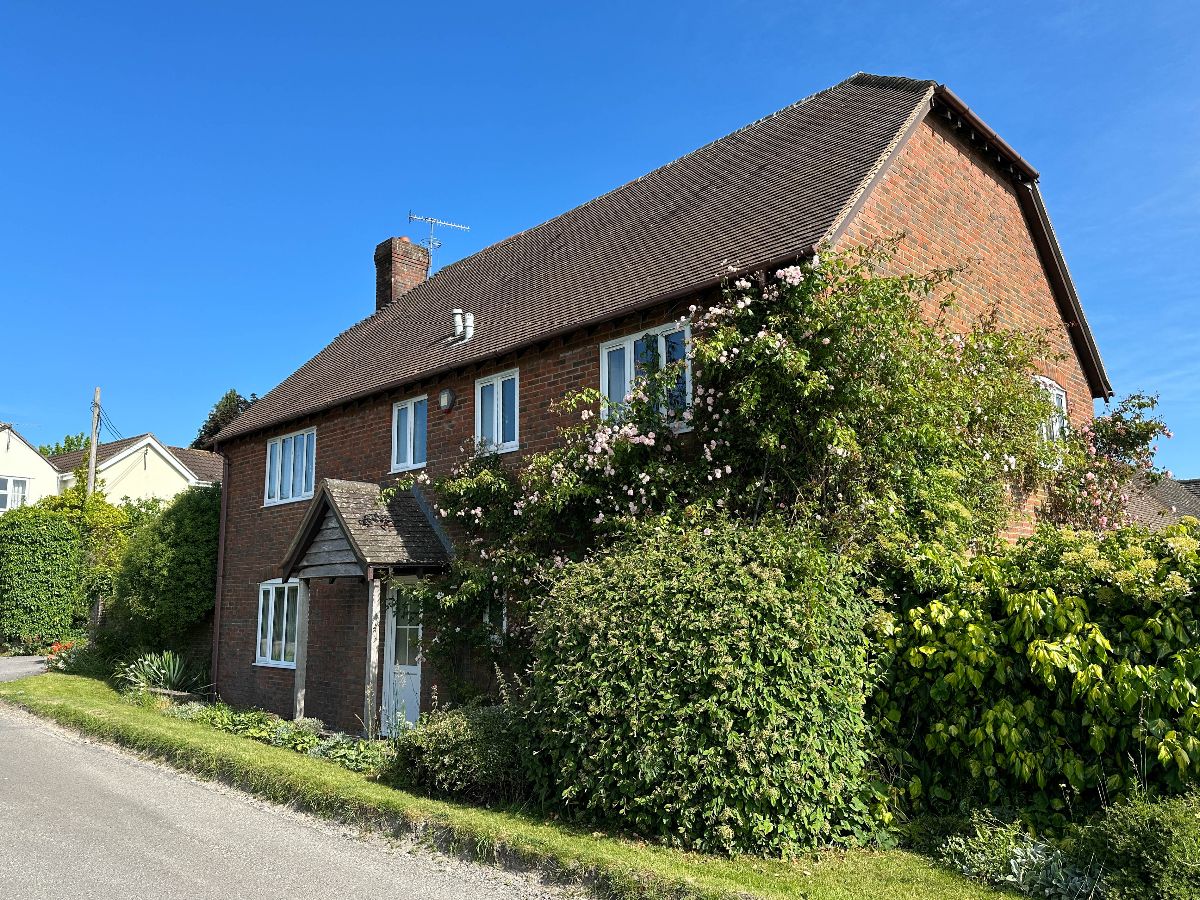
[0, 477, 28, 511]
[256, 579, 298, 667]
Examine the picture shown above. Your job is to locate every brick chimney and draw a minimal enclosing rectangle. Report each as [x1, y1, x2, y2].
[374, 237, 431, 312]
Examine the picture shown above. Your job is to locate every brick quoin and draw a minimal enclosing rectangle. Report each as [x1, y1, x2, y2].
[214, 114, 1099, 729]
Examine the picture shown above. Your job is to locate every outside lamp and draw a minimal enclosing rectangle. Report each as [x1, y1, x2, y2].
[438, 388, 456, 412]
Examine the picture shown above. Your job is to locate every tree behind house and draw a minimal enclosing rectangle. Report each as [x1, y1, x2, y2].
[192, 389, 256, 448]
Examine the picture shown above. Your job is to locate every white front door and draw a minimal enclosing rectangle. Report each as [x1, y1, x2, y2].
[382, 587, 421, 735]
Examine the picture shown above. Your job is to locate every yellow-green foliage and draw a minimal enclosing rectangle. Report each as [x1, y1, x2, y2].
[876, 521, 1200, 822]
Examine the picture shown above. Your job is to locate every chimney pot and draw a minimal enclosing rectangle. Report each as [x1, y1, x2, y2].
[374, 237, 430, 312]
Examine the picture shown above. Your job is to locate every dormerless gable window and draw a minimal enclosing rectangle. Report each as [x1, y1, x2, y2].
[1034, 377, 1069, 441]
[256, 580, 298, 667]
[264, 428, 316, 505]
[0, 478, 27, 511]
[599, 322, 692, 419]
[392, 395, 428, 472]
[475, 369, 519, 454]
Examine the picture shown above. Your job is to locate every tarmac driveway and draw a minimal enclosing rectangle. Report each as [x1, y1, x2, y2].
[0, 703, 578, 899]
[0, 655, 44, 681]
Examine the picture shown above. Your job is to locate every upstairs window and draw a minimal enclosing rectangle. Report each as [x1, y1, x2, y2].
[599, 322, 691, 419]
[265, 428, 316, 505]
[0, 478, 27, 511]
[256, 579, 298, 667]
[392, 395, 428, 472]
[1035, 377, 1069, 441]
[475, 369, 519, 454]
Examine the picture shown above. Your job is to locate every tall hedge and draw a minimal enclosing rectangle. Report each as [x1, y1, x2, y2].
[876, 520, 1200, 822]
[111, 484, 220, 647]
[0, 506, 82, 645]
[526, 516, 875, 856]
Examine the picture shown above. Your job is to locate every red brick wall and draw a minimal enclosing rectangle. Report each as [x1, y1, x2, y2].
[836, 116, 1095, 538]
[213, 303, 689, 732]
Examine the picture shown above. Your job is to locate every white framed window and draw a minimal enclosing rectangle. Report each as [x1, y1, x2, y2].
[0, 478, 27, 511]
[1035, 376, 1069, 441]
[264, 428, 316, 506]
[391, 395, 428, 472]
[256, 579, 299, 667]
[475, 369, 519, 454]
[599, 322, 692, 419]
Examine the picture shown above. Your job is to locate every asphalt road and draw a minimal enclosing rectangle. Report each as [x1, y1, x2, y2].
[0, 702, 579, 900]
[0, 656, 45, 681]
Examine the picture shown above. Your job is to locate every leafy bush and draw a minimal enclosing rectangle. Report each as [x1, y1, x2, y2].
[167, 701, 390, 773]
[526, 516, 875, 856]
[938, 810, 1100, 899]
[0, 506, 82, 646]
[876, 520, 1200, 821]
[1073, 792, 1200, 900]
[116, 650, 205, 694]
[382, 703, 526, 806]
[111, 485, 220, 647]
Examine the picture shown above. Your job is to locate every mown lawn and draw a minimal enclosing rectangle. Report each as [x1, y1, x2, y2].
[0, 674, 1002, 900]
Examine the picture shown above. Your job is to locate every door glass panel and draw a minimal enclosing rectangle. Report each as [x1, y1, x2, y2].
[501, 377, 516, 445]
[413, 399, 427, 464]
[395, 406, 409, 466]
[479, 383, 496, 447]
[271, 588, 285, 661]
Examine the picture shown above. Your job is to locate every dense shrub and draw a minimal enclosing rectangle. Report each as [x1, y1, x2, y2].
[116, 650, 206, 693]
[876, 521, 1200, 821]
[0, 506, 81, 646]
[1073, 792, 1200, 900]
[112, 485, 220, 646]
[381, 703, 526, 806]
[526, 516, 875, 856]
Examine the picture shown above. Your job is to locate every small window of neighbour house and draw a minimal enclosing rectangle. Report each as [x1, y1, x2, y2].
[1035, 377, 1069, 441]
[392, 396, 428, 472]
[475, 370, 519, 454]
[264, 428, 316, 505]
[599, 322, 692, 420]
[256, 580, 299, 667]
[0, 478, 27, 511]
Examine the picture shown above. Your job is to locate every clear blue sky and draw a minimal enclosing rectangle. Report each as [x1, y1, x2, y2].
[2, 2, 1198, 472]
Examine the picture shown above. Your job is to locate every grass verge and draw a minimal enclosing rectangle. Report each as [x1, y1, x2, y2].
[0, 674, 1001, 900]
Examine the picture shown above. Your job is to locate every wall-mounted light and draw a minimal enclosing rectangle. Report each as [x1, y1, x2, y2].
[438, 388, 456, 412]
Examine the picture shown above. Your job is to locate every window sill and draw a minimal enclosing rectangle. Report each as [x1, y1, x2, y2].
[254, 659, 297, 670]
[263, 495, 313, 509]
[389, 462, 428, 475]
[475, 443, 520, 457]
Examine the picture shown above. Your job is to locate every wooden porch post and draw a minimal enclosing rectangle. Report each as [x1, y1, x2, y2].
[363, 574, 383, 738]
[292, 579, 310, 720]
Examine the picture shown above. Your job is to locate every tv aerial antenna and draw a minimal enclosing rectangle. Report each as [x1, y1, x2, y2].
[408, 211, 470, 267]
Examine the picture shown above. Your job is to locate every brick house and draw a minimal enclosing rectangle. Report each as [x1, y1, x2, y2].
[209, 74, 1112, 734]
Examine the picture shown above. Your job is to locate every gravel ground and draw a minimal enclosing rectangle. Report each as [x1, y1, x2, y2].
[0, 656, 45, 682]
[0, 702, 586, 900]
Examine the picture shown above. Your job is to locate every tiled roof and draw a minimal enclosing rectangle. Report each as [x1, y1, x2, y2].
[1177, 478, 1200, 502]
[48, 433, 222, 484]
[281, 479, 451, 579]
[1127, 475, 1200, 529]
[214, 73, 939, 444]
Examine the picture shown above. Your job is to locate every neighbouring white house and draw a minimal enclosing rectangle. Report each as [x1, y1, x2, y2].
[0, 424, 62, 510]
[0, 426, 222, 511]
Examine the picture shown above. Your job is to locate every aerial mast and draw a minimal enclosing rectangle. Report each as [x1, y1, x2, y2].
[407, 211, 470, 269]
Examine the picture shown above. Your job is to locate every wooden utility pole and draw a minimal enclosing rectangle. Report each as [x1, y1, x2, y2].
[86, 387, 100, 495]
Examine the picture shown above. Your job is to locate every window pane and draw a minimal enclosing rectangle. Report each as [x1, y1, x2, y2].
[271, 587, 286, 662]
[403, 627, 419, 666]
[291, 436, 305, 498]
[283, 585, 298, 663]
[605, 346, 627, 405]
[501, 377, 517, 445]
[267, 442, 279, 500]
[480, 383, 496, 446]
[279, 438, 293, 500]
[11, 480, 26, 507]
[258, 589, 271, 660]
[0, 478, 7, 510]
[303, 432, 315, 494]
[413, 399, 427, 464]
[634, 335, 658, 379]
[395, 406, 409, 466]
[664, 329, 688, 410]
